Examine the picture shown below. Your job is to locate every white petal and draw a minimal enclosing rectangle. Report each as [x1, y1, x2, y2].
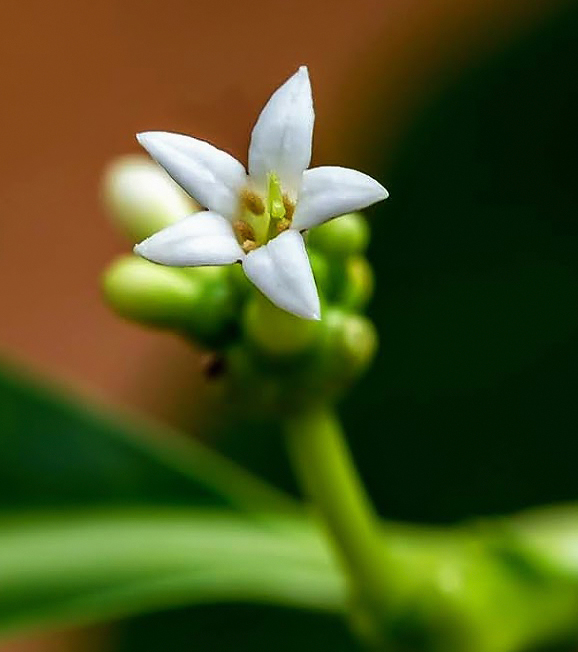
[134, 211, 244, 266]
[242, 230, 320, 320]
[248, 66, 314, 197]
[291, 166, 389, 231]
[137, 131, 246, 220]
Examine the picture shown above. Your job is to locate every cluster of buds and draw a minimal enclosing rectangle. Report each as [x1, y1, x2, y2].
[102, 156, 377, 415]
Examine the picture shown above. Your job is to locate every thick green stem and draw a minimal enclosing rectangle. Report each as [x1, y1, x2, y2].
[284, 407, 390, 641]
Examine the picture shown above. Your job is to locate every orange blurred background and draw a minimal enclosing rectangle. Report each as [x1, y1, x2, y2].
[0, 0, 569, 648]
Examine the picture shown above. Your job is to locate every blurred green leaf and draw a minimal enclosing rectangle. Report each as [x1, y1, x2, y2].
[0, 361, 294, 512]
[0, 509, 345, 639]
[0, 361, 350, 645]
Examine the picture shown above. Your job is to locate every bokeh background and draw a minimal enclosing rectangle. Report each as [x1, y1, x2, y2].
[0, 0, 577, 649]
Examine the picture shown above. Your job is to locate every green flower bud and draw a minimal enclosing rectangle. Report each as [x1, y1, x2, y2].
[102, 255, 198, 327]
[102, 256, 235, 346]
[339, 256, 375, 310]
[310, 308, 378, 396]
[227, 262, 252, 300]
[307, 212, 370, 258]
[184, 267, 237, 346]
[243, 293, 320, 356]
[102, 155, 197, 243]
[180, 264, 229, 286]
[307, 249, 331, 298]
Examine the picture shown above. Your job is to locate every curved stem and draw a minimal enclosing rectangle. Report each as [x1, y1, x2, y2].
[284, 407, 390, 640]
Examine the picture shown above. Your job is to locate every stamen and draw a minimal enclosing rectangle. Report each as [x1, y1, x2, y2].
[242, 240, 257, 253]
[233, 220, 256, 243]
[240, 188, 265, 215]
[282, 195, 295, 222]
[276, 218, 290, 233]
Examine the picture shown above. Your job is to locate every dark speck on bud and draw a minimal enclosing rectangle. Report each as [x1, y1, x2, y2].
[200, 353, 227, 379]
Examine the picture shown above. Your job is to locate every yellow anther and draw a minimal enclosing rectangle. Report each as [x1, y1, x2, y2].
[240, 188, 265, 215]
[282, 195, 295, 222]
[276, 218, 290, 233]
[233, 220, 256, 243]
[242, 240, 257, 253]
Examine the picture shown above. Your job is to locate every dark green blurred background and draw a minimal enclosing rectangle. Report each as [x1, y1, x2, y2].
[357, 0, 578, 523]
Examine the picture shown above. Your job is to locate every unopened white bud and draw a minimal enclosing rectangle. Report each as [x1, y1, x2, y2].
[102, 155, 198, 242]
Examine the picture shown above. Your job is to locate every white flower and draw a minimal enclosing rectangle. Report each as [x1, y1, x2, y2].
[134, 66, 388, 320]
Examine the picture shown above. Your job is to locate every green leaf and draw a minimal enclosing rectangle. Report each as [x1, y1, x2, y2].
[0, 361, 294, 513]
[0, 509, 345, 640]
[0, 362, 345, 641]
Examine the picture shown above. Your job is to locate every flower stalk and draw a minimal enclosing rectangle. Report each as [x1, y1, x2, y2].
[284, 407, 391, 645]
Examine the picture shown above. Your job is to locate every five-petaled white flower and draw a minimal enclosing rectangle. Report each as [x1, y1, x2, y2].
[134, 66, 388, 320]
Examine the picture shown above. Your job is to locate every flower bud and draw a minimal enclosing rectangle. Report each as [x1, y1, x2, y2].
[183, 267, 237, 346]
[227, 262, 252, 300]
[307, 212, 370, 258]
[242, 293, 320, 356]
[102, 155, 197, 242]
[311, 308, 378, 396]
[307, 249, 331, 298]
[340, 256, 375, 310]
[102, 256, 235, 346]
[102, 255, 198, 327]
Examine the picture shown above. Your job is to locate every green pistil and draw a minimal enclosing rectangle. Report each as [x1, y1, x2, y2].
[267, 173, 286, 221]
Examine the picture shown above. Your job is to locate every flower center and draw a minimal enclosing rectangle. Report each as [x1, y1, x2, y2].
[233, 173, 295, 253]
